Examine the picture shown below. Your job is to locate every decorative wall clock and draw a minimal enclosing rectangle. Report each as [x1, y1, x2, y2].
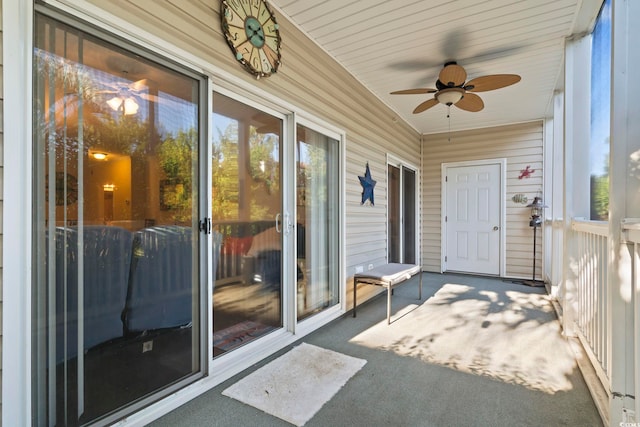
[221, 0, 282, 78]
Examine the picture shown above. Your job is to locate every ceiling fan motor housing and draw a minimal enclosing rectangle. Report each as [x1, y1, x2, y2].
[436, 88, 464, 106]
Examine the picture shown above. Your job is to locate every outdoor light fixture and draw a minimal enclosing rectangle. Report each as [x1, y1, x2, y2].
[527, 196, 547, 227]
[524, 196, 548, 286]
[92, 152, 108, 160]
[435, 88, 464, 106]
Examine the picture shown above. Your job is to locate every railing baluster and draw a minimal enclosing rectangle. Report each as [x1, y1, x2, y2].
[570, 219, 610, 391]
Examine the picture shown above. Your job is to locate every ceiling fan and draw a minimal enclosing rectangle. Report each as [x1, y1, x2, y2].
[391, 61, 521, 114]
[98, 78, 163, 115]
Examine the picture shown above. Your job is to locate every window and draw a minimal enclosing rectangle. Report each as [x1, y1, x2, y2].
[32, 10, 205, 424]
[589, 0, 611, 220]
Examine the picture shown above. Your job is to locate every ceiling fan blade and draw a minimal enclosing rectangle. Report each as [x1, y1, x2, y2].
[465, 74, 521, 92]
[130, 78, 149, 92]
[455, 92, 484, 112]
[390, 88, 437, 95]
[413, 98, 439, 114]
[388, 59, 442, 72]
[438, 64, 467, 87]
[137, 93, 167, 104]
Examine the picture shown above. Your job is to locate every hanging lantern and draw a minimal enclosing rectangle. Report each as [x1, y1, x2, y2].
[526, 196, 548, 227]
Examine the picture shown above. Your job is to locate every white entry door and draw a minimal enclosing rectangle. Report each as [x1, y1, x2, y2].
[443, 161, 504, 275]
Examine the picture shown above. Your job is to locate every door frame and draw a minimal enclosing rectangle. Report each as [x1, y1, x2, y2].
[387, 154, 420, 264]
[441, 158, 507, 276]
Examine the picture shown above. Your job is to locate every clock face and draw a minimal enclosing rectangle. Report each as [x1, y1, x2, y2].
[221, 0, 282, 78]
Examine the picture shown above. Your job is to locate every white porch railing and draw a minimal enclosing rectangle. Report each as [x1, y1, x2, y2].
[571, 219, 611, 394]
[622, 219, 640, 420]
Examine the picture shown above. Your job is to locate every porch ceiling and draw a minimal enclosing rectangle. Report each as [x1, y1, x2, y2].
[269, 0, 604, 135]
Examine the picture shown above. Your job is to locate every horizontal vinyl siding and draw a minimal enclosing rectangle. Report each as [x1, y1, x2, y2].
[422, 122, 544, 279]
[83, 1, 421, 306]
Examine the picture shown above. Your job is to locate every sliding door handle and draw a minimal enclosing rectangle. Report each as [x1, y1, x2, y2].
[275, 213, 282, 233]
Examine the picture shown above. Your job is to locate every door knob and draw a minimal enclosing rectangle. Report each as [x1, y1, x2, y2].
[493, 226, 499, 231]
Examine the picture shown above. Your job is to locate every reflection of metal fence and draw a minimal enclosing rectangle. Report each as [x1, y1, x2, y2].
[213, 221, 274, 284]
[571, 219, 610, 393]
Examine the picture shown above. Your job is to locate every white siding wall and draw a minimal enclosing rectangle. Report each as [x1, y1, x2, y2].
[81, 1, 421, 306]
[422, 122, 544, 278]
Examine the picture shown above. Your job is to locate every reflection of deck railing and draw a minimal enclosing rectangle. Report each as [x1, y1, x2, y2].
[213, 220, 275, 285]
[571, 219, 610, 392]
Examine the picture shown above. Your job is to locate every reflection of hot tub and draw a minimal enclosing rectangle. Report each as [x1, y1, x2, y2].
[50, 224, 199, 363]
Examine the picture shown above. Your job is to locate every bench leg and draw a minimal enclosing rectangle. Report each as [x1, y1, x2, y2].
[353, 279, 357, 318]
[387, 286, 392, 325]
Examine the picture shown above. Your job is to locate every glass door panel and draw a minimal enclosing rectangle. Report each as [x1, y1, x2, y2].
[296, 125, 340, 321]
[388, 165, 401, 262]
[402, 168, 416, 264]
[33, 13, 203, 425]
[388, 163, 417, 264]
[211, 93, 282, 357]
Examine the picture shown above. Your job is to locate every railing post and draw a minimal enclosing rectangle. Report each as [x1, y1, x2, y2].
[624, 225, 640, 422]
[609, 0, 640, 423]
[560, 1, 640, 423]
[563, 33, 592, 338]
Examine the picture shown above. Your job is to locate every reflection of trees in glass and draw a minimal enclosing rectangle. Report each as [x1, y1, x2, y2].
[35, 48, 105, 160]
[36, 46, 202, 226]
[298, 140, 329, 212]
[159, 129, 196, 180]
[34, 48, 154, 160]
[212, 124, 240, 220]
[157, 129, 196, 222]
[212, 120, 279, 221]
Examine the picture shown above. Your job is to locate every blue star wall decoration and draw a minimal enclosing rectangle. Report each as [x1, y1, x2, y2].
[358, 162, 377, 206]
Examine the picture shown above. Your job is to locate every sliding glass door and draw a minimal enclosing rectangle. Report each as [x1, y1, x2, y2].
[210, 97, 343, 351]
[388, 161, 417, 264]
[32, 11, 205, 425]
[32, 7, 343, 424]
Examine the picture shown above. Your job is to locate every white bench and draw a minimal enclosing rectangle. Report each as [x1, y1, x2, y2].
[353, 263, 422, 324]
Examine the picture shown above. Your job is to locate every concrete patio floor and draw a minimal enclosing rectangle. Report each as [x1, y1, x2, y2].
[152, 272, 603, 427]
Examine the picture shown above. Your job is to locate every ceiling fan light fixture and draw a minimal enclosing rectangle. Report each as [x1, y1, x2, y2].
[123, 98, 139, 115]
[436, 88, 464, 106]
[106, 96, 122, 111]
[107, 96, 139, 115]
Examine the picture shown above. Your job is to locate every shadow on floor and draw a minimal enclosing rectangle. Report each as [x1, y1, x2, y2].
[152, 272, 603, 427]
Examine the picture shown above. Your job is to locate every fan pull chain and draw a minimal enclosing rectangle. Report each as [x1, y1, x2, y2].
[447, 106, 451, 143]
